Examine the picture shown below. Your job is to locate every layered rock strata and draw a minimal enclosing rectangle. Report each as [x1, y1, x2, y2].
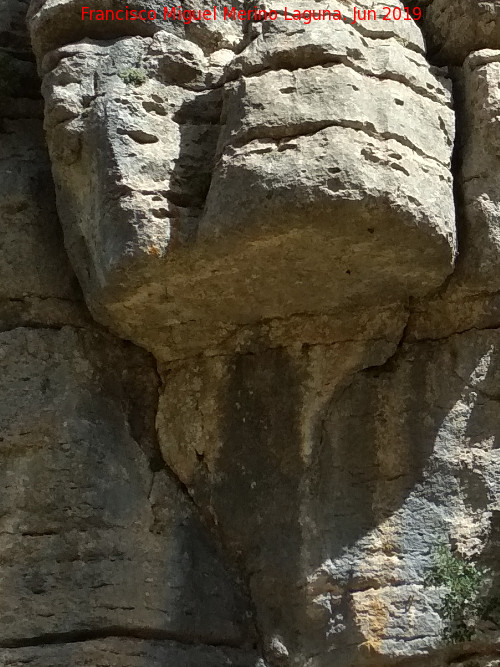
[0, 2, 262, 665]
[0, 0, 498, 666]
[30, 0, 455, 358]
[0, 327, 255, 650]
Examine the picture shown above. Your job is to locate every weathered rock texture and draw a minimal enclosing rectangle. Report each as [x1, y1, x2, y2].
[0, 1, 261, 665]
[157, 329, 500, 666]
[0, 0, 84, 329]
[0, 639, 263, 667]
[0, 0, 499, 665]
[0, 326, 254, 644]
[421, 0, 500, 65]
[30, 0, 456, 358]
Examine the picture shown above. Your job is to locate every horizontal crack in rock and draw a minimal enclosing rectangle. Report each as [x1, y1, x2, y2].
[0, 627, 246, 650]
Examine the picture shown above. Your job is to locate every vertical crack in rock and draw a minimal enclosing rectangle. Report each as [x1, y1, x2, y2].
[406, 4, 500, 343]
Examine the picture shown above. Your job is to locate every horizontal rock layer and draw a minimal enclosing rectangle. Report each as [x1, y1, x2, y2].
[0, 0, 498, 665]
[0, 638, 263, 666]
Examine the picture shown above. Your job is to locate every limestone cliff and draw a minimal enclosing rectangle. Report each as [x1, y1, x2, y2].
[0, 0, 499, 665]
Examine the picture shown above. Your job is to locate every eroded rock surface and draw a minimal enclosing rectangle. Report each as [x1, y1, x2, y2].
[0, 0, 85, 329]
[0, 639, 263, 667]
[407, 5, 500, 343]
[0, 327, 255, 647]
[157, 330, 500, 666]
[0, 2, 261, 664]
[0, 0, 499, 665]
[30, 0, 456, 358]
[28, 0, 245, 62]
[457, 50, 500, 293]
[422, 0, 500, 65]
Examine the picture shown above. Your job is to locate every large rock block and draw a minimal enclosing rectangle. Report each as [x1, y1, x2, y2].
[28, 0, 244, 62]
[453, 50, 500, 293]
[0, 0, 85, 327]
[30, 1, 456, 359]
[157, 329, 500, 665]
[0, 327, 254, 646]
[423, 0, 500, 65]
[402, 47, 500, 341]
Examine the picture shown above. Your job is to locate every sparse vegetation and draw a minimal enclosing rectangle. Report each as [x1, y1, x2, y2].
[118, 68, 147, 86]
[425, 543, 489, 643]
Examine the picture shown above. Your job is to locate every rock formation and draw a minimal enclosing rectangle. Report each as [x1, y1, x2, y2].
[0, 0, 499, 665]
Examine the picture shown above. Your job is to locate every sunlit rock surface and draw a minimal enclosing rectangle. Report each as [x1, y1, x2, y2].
[0, 0, 498, 665]
[30, 0, 455, 357]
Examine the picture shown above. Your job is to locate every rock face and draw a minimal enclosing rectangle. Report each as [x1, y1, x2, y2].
[0, 0, 499, 665]
[0, 2, 260, 665]
[422, 0, 500, 65]
[0, 0, 84, 329]
[0, 639, 263, 667]
[157, 330, 500, 666]
[0, 327, 253, 646]
[458, 50, 500, 292]
[30, 0, 455, 357]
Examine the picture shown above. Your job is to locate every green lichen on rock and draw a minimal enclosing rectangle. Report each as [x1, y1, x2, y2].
[118, 68, 147, 86]
[426, 544, 489, 643]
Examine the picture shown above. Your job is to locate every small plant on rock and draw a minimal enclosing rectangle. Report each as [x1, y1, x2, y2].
[118, 68, 147, 86]
[425, 543, 489, 643]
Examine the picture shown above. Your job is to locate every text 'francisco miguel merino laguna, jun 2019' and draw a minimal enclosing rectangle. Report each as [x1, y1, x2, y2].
[81, 5, 423, 24]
